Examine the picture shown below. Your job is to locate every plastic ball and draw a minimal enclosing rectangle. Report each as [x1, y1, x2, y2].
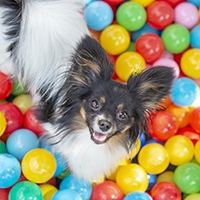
[138, 143, 170, 174]
[190, 107, 200, 133]
[39, 184, 58, 196]
[131, 23, 159, 43]
[84, 1, 113, 31]
[170, 77, 199, 107]
[0, 112, 6, 136]
[0, 102, 23, 134]
[174, 162, 200, 194]
[0, 188, 10, 200]
[52, 189, 82, 200]
[100, 24, 130, 55]
[164, 135, 194, 166]
[187, 0, 200, 7]
[115, 51, 146, 82]
[180, 48, 200, 79]
[91, 180, 123, 200]
[139, 132, 146, 148]
[0, 153, 21, 188]
[185, 194, 200, 200]
[194, 140, 200, 163]
[157, 0, 185, 7]
[60, 174, 92, 200]
[44, 189, 57, 200]
[151, 111, 178, 141]
[150, 182, 182, 200]
[130, 0, 155, 7]
[0, 72, 12, 100]
[11, 79, 26, 96]
[116, 2, 146, 31]
[0, 140, 7, 153]
[156, 171, 174, 184]
[124, 191, 152, 200]
[147, 1, 174, 30]
[8, 181, 43, 200]
[161, 24, 190, 54]
[116, 163, 148, 195]
[147, 173, 157, 191]
[82, 0, 94, 6]
[174, 2, 199, 29]
[152, 58, 180, 81]
[6, 128, 39, 160]
[21, 148, 57, 183]
[191, 25, 200, 49]
[135, 33, 164, 63]
[103, 0, 125, 5]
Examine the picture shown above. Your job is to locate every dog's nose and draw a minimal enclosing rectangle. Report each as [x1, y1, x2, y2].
[98, 120, 111, 132]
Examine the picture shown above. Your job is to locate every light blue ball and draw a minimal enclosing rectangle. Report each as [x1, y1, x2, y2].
[82, 0, 94, 6]
[60, 174, 92, 200]
[52, 189, 83, 200]
[190, 25, 200, 49]
[187, 0, 200, 7]
[84, 1, 113, 31]
[131, 23, 159, 42]
[0, 153, 21, 188]
[170, 77, 199, 107]
[124, 191, 152, 200]
[6, 128, 39, 160]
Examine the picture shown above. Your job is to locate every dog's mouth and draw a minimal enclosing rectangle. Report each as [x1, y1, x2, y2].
[90, 129, 109, 144]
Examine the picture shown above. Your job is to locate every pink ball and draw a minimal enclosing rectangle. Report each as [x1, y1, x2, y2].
[152, 58, 180, 80]
[174, 2, 199, 29]
[160, 50, 174, 60]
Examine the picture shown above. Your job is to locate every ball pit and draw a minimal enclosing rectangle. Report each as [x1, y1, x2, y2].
[0, 0, 200, 200]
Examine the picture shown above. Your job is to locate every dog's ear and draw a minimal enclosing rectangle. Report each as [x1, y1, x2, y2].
[70, 35, 114, 86]
[127, 66, 174, 114]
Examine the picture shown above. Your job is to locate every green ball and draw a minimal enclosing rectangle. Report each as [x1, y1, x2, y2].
[9, 181, 43, 200]
[57, 168, 71, 179]
[116, 2, 146, 32]
[174, 162, 200, 194]
[161, 24, 190, 54]
[11, 79, 27, 96]
[0, 140, 7, 153]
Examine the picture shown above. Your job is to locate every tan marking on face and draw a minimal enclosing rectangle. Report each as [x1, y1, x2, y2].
[80, 107, 86, 120]
[117, 104, 124, 110]
[100, 96, 105, 103]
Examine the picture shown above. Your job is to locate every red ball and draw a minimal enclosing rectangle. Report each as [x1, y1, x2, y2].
[147, 1, 174, 30]
[189, 107, 200, 133]
[157, 0, 185, 7]
[0, 72, 12, 100]
[0, 188, 10, 200]
[23, 107, 44, 136]
[103, 0, 125, 6]
[135, 33, 164, 63]
[150, 182, 181, 200]
[91, 181, 124, 200]
[0, 102, 23, 134]
[151, 111, 179, 141]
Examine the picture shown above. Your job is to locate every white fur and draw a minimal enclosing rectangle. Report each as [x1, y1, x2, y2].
[44, 122, 130, 182]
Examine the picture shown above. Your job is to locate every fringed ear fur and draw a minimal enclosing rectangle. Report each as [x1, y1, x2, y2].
[127, 66, 175, 114]
[69, 35, 114, 86]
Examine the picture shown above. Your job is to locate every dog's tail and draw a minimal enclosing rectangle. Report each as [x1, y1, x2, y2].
[0, 0, 89, 97]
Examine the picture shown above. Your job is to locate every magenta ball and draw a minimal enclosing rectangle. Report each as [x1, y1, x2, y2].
[174, 2, 199, 29]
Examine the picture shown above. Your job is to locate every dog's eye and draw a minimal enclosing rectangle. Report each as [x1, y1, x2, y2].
[90, 100, 99, 110]
[118, 111, 128, 120]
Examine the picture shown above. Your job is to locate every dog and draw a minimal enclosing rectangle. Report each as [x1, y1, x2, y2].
[0, 0, 174, 182]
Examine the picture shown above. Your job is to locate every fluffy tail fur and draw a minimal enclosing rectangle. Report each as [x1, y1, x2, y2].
[0, 0, 89, 96]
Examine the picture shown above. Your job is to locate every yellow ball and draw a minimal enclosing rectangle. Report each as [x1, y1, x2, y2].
[127, 138, 141, 159]
[115, 51, 146, 82]
[130, 0, 155, 7]
[185, 193, 200, 200]
[0, 112, 6, 136]
[156, 171, 174, 184]
[100, 24, 130, 55]
[12, 94, 33, 114]
[195, 140, 200, 164]
[22, 148, 57, 184]
[116, 163, 148, 195]
[165, 135, 194, 166]
[138, 143, 169, 174]
[44, 189, 57, 200]
[39, 184, 58, 196]
[180, 48, 200, 79]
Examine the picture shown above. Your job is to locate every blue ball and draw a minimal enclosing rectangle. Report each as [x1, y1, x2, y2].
[187, 0, 200, 7]
[139, 132, 146, 148]
[52, 189, 83, 200]
[124, 191, 152, 200]
[170, 77, 199, 107]
[82, 0, 94, 6]
[144, 139, 164, 146]
[84, 1, 113, 31]
[147, 173, 157, 191]
[191, 25, 200, 48]
[0, 153, 21, 188]
[6, 128, 39, 160]
[131, 23, 159, 42]
[60, 174, 92, 200]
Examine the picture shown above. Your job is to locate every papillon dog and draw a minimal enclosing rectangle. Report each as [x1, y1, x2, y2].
[0, 0, 174, 182]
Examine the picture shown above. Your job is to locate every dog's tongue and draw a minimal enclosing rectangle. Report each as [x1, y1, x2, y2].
[93, 132, 107, 142]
